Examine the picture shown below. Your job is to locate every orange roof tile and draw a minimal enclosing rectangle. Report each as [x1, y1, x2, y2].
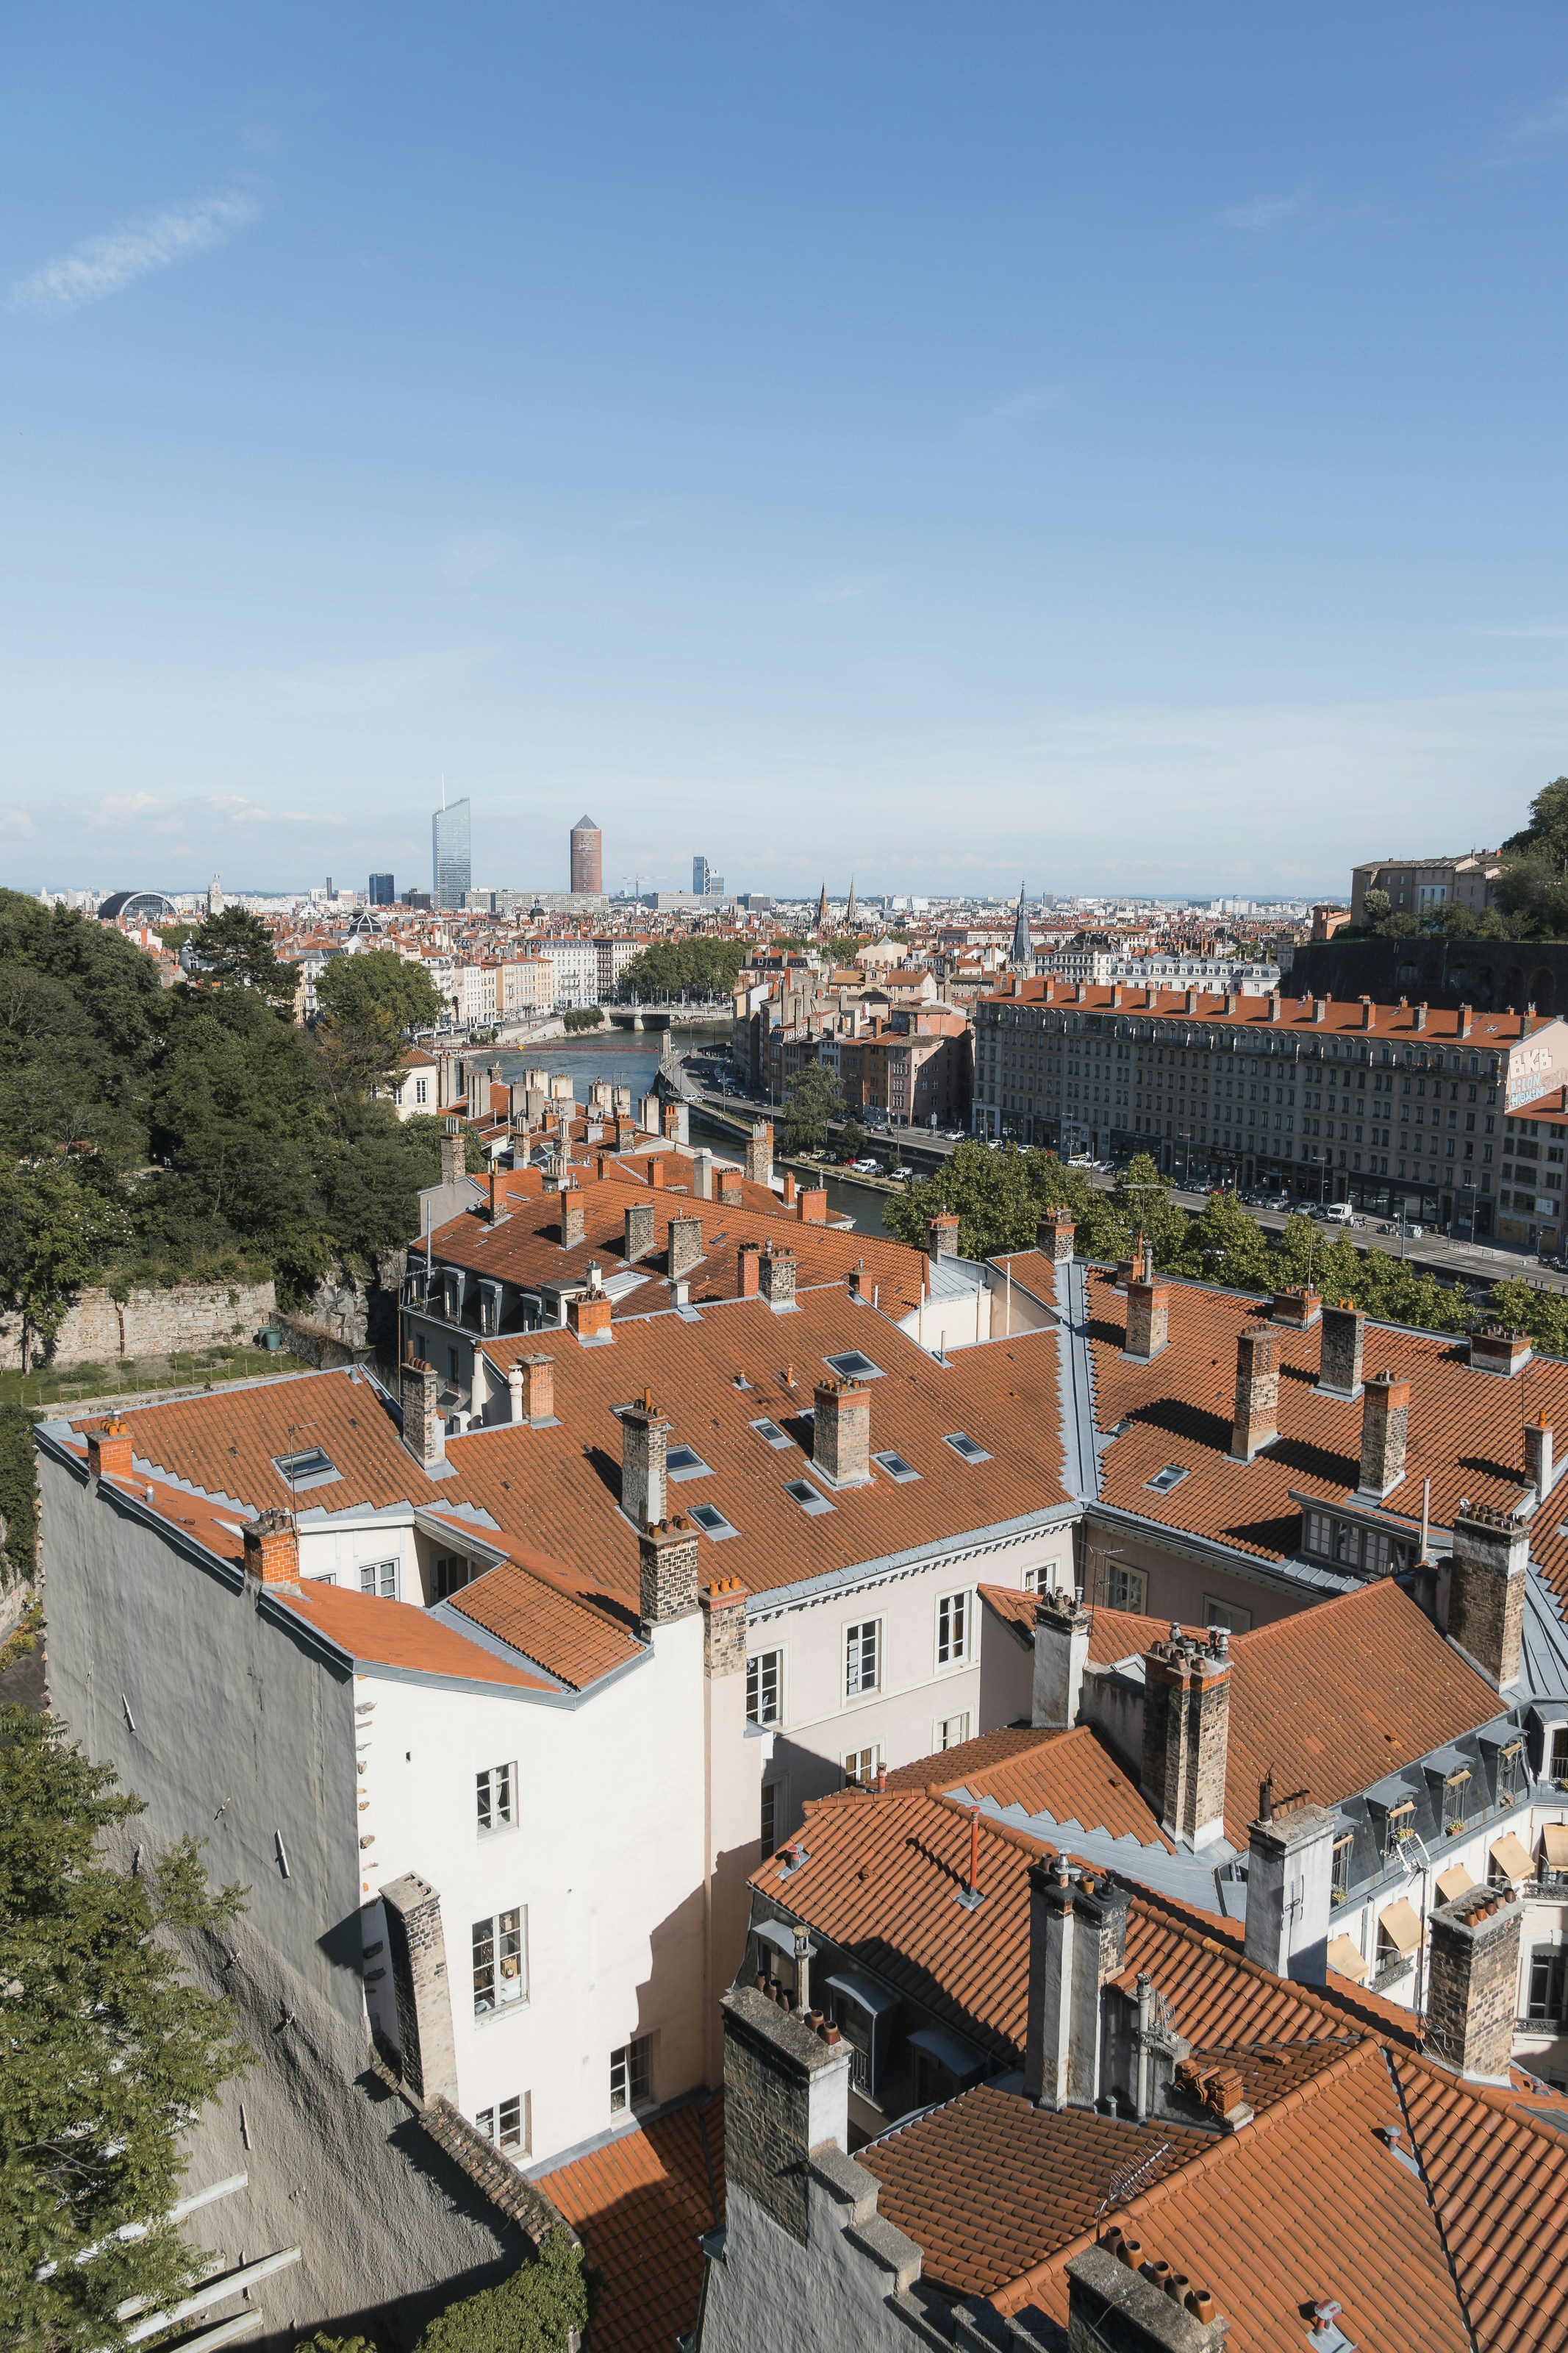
[952, 1727, 1173, 1852]
[884, 1725, 1061, 1792]
[978, 974, 1530, 1046]
[540, 2096, 722, 2353]
[273, 1583, 551, 1688]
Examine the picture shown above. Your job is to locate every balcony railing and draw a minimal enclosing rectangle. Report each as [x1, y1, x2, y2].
[1372, 1955, 1417, 1994]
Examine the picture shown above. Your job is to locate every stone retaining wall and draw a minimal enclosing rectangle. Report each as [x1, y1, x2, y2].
[0, 1281, 276, 1372]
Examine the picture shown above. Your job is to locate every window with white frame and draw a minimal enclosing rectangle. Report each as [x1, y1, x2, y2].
[472, 1907, 527, 2013]
[609, 2035, 652, 2113]
[476, 1763, 515, 1834]
[359, 1558, 398, 1599]
[475, 2091, 529, 2154]
[1021, 1565, 1039, 1593]
[747, 1649, 782, 1727]
[1105, 1563, 1148, 1613]
[844, 1618, 881, 1697]
[936, 1590, 971, 1667]
[843, 1742, 884, 1788]
[937, 1712, 970, 1750]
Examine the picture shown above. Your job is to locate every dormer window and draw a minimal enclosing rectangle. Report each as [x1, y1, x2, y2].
[1442, 1769, 1471, 1838]
[1331, 1833, 1354, 1907]
[1497, 1739, 1525, 1807]
[1384, 1799, 1417, 1857]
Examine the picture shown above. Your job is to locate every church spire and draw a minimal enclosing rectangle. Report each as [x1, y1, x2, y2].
[815, 879, 830, 936]
[1011, 879, 1031, 971]
[845, 875, 858, 932]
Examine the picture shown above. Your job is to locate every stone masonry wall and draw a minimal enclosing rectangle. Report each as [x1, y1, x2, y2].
[0, 1280, 276, 1372]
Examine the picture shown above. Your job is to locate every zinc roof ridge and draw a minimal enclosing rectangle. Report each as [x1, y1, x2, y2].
[986, 2035, 1384, 2322]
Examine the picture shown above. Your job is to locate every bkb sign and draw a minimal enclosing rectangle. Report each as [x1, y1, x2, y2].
[1506, 1019, 1568, 1112]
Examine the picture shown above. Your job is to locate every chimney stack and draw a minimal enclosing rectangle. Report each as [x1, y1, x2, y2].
[1424, 1885, 1522, 2081]
[623, 1198, 656, 1260]
[1469, 1324, 1531, 1377]
[1228, 1327, 1279, 1461]
[242, 1507, 299, 1589]
[1272, 1285, 1320, 1329]
[1024, 1857, 1131, 2111]
[1358, 1370, 1409, 1501]
[719, 1988, 851, 2246]
[1032, 1588, 1091, 1730]
[560, 1193, 587, 1250]
[508, 1352, 554, 1426]
[1448, 1503, 1528, 1688]
[1243, 1793, 1334, 1982]
[926, 1213, 960, 1262]
[759, 1246, 798, 1310]
[745, 1121, 774, 1188]
[782, 1170, 798, 1207]
[1142, 1630, 1231, 1849]
[718, 1169, 744, 1207]
[796, 1185, 828, 1224]
[568, 1285, 613, 1343]
[812, 1379, 871, 1488]
[737, 1240, 762, 1298]
[667, 1214, 704, 1280]
[87, 1417, 134, 1482]
[637, 1517, 701, 1632]
[620, 1392, 670, 1528]
[400, 1357, 445, 1471]
[440, 1127, 465, 1186]
[1037, 1208, 1075, 1263]
[692, 1149, 715, 1201]
[1526, 1416, 1556, 1501]
[1317, 1302, 1365, 1399]
[1125, 1271, 1170, 1362]
[700, 1576, 748, 1677]
[1065, 2244, 1228, 2352]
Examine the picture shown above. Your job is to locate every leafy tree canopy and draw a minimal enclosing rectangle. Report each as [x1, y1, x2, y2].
[562, 1004, 605, 1031]
[778, 1063, 843, 1155]
[315, 949, 443, 1043]
[186, 907, 295, 1004]
[619, 939, 749, 1000]
[0, 1705, 249, 2352]
[414, 2229, 592, 2353]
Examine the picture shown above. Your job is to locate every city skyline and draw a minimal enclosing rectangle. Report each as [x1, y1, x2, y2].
[5, 10, 1568, 894]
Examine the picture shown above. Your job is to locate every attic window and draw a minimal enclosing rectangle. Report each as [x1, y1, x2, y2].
[1384, 1799, 1417, 1854]
[873, 1451, 920, 1483]
[825, 1351, 884, 1382]
[784, 1479, 834, 1516]
[667, 1446, 712, 1481]
[751, 1418, 792, 1449]
[1442, 1769, 1472, 1838]
[689, 1504, 739, 1540]
[1145, 1463, 1188, 1496]
[943, 1433, 991, 1465]
[272, 1446, 339, 1492]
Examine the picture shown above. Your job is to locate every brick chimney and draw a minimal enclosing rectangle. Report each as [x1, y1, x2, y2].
[1228, 1328, 1279, 1461]
[668, 1214, 704, 1279]
[1317, 1302, 1365, 1399]
[1125, 1273, 1170, 1361]
[560, 1192, 587, 1250]
[400, 1357, 445, 1471]
[637, 1516, 700, 1631]
[1243, 1791, 1333, 1982]
[1037, 1209, 1075, 1262]
[718, 1169, 744, 1207]
[745, 1120, 774, 1187]
[1024, 1856, 1131, 2110]
[440, 1127, 465, 1185]
[87, 1417, 134, 1481]
[1358, 1369, 1409, 1500]
[484, 1169, 509, 1224]
[700, 1576, 748, 1677]
[506, 1352, 554, 1426]
[812, 1379, 871, 1488]
[1424, 1884, 1522, 2080]
[1064, 2242, 1228, 2351]
[737, 1240, 762, 1298]
[623, 1198, 656, 1260]
[568, 1286, 612, 1343]
[1031, 1587, 1091, 1729]
[927, 1213, 960, 1261]
[1469, 1324, 1531, 1377]
[1272, 1285, 1320, 1329]
[797, 1185, 827, 1224]
[1141, 1630, 1231, 1849]
[1526, 1416, 1556, 1501]
[621, 1392, 670, 1528]
[782, 1170, 798, 1207]
[243, 1507, 299, 1589]
[759, 1246, 797, 1310]
[645, 1154, 666, 1190]
[1448, 1502, 1528, 1688]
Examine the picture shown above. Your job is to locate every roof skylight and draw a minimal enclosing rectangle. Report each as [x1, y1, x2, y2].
[943, 1432, 991, 1465]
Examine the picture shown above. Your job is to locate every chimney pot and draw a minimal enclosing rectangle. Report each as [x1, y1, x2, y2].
[87, 1416, 134, 1482]
[243, 1506, 300, 1588]
[1229, 1327, 1280, 1461]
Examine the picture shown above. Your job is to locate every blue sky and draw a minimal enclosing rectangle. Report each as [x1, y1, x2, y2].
[4, 4, 1568, 901]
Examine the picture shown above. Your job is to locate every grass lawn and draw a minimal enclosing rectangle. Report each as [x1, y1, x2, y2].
[0, 1343, 312, 1414]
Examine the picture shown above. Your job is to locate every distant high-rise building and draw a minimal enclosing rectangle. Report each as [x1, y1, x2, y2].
[369, 873, 395, 906]
[207, 874, 224, 916]
[570, 815, 603, 895]
[432, 796, 471, 909]
[694, 854, 715, 895]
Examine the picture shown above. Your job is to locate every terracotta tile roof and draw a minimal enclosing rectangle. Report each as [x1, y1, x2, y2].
[992, 2041, 1473, 2352]
[859, 2084, 1192, 2297]
[1085, 1266, 1568, 1580]
[540, 2095, 723, 2353]
[978, 974, 1531, 1046]
[442, 1554, 643, 1689]
[975, 1582, 1203, 1663]
[273, 1584, 551, 1688]
[951, 1727, 1173, 1852]
[1220, 1579, 1501, 1842]
[884, 1726, 1060, 1792]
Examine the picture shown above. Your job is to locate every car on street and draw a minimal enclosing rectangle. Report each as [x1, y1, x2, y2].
[851, 1157, 882, 1174]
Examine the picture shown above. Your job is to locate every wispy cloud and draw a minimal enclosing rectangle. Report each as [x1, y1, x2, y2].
[91, 790, 345, 838]
[443, 535, 506, 588]
[1220, 193, 1307, 234]
[9, 185, 265, 315]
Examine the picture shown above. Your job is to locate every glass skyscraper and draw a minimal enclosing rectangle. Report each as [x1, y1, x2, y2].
[432, 797, 471, 909]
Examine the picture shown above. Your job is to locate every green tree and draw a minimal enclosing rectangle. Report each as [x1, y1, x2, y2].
[1361, 888, 1392, 929]
[0, 1159, 132, 1366]
[1085, 1154, 1192, 1271]
[618, 940, 749, 1001]
[0, 1403, 40, 1585]
[562, 1005, 605, 1031]
[837, 1117, 868, 1162]
[186, 907, 294, 1004]
[883, 1142, 1099, 1262]
[778, 1064, 843, 1154]
[315, 949, 443, 1041]
[414, 2229, 592, 2353]
[0, 1706, 250, 2352]
[1481, 1277, 1568, 1357]
[1177, 1188, 1272, 1290]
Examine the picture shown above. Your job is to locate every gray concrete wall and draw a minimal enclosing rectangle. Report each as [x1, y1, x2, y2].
[37, 1443, 365, 2034]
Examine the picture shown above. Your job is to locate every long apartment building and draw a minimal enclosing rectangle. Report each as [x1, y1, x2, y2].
[973, 976, 1568, 1233]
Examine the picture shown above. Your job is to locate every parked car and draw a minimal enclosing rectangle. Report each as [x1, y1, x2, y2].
[1320, 1202, 1354, 1224]
[851, 1157, 882, 1174]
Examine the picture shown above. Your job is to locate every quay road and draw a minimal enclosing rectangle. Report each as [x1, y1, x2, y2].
[684, 1071, 1568, 1305]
